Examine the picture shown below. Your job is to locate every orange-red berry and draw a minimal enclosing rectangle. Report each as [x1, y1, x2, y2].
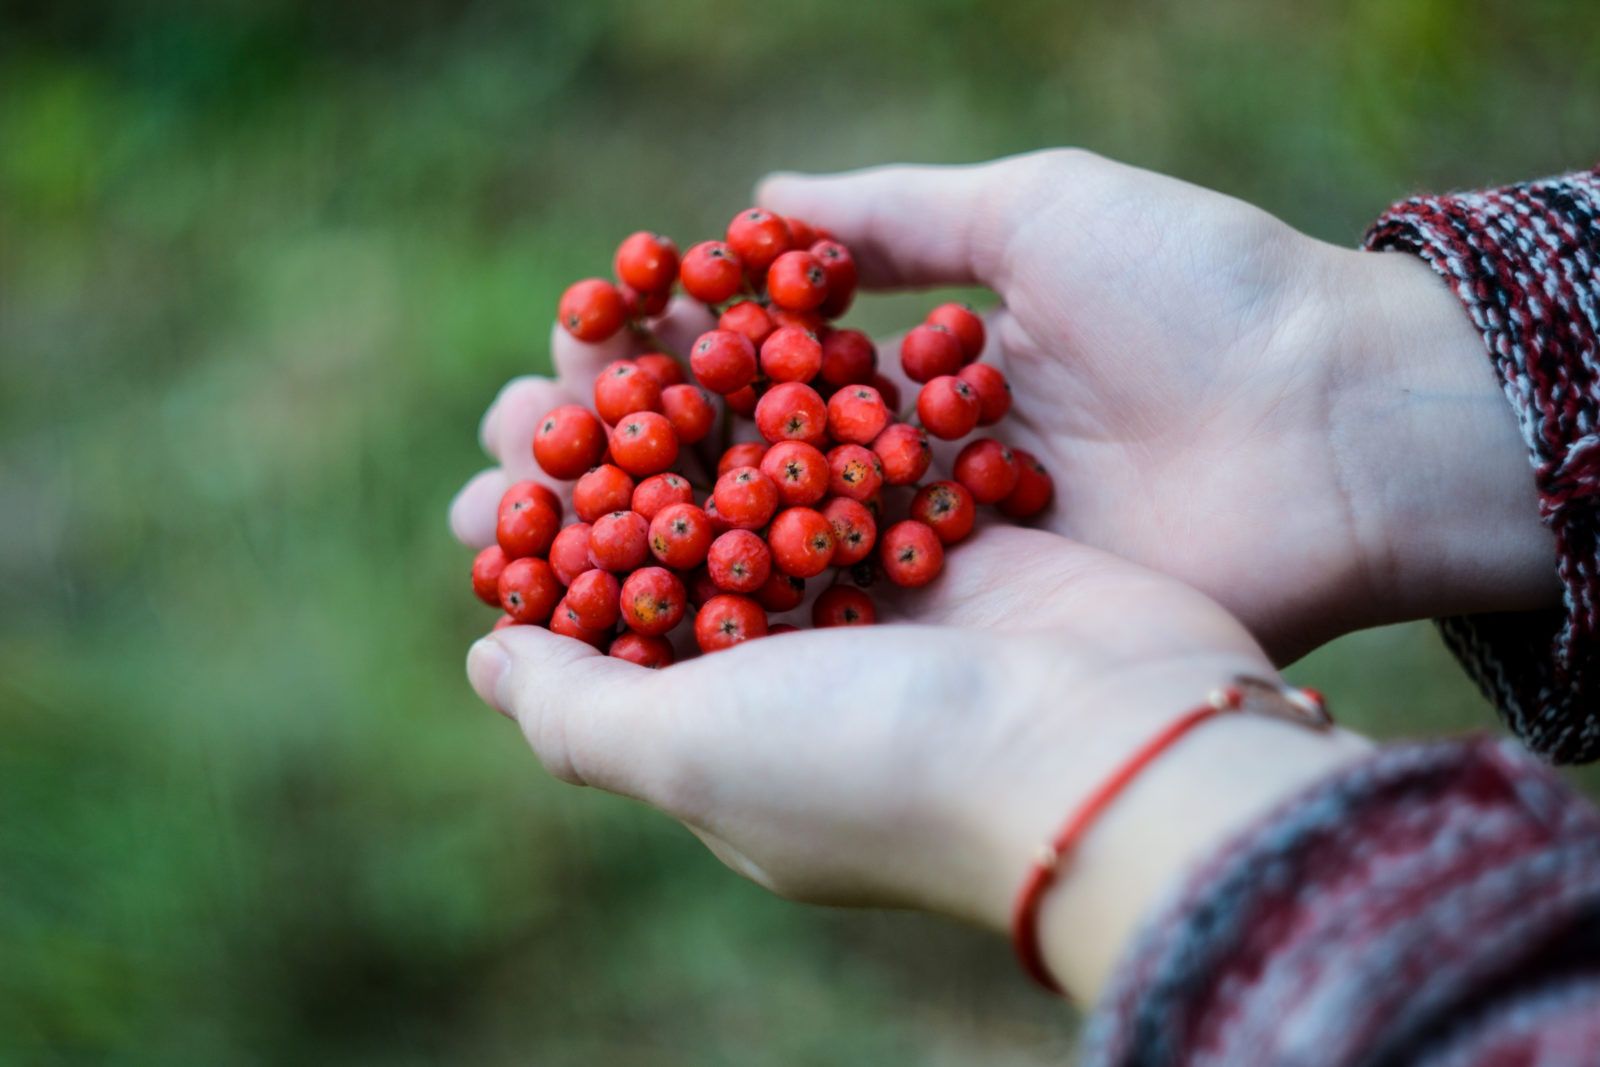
[766, 250, 829, 312]
[998, 448, 1054, 519]
[719, 299, 776, 349]
[879, 520, 944, 588]
[588, 510, 651, 572]
[680, 241, 745, 304]
[899, 323, 964, 383]
[694, 593, 768, 652]
[549, 597, 611, 647]
[812, 585, 876, 627]
[767, 506, 836, 578]
[759, 440, 830, 506]
[558, 278, 626, 343]
[631, 472, 694, 520]
[534, 405, 608, 480]
[566, 568, 622, 630]
[614, 232, 679, 294]
[957, 362, 1011, 425]
[609, 630, 676, 668]
[724, 384, 759, 417]
[708, 529, 772, 593]
[690, 329, 758, 395]
[953, 438, 1021, 504]
[811, 239, 857, 318]
[498, 556, 562, 624]
[754, 381, 828, 446]
[634, 352, 686, 388]
[712, 466, 780, 530]
[648, 502, 714, 570]
[497, 481, 561, 559]
[573, 463, 635, 523]
[821, 496, 877, 566]
[608, 411, 679, 476]
[725, 208, 794, 275]
[759, 326, 823, 383]
[548, 522, 595, 586]
[660, 383, 715, 445]
[826, 443, 884, 502]
[619, 566, 687, 637]
[926, 303, 985, 361]
[820, 328, 877, 389]
[826, 384, 891, 444]
[471, 544, 509, 607]
[911, 481, 977, 544]
[870, 422, 932, 485]
[718, 441, 768, 476]
[917, 375, 981, 440]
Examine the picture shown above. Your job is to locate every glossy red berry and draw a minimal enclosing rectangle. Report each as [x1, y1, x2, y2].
[826, 384, 891, 445]
[588, 510, 651, 572]
[573, 463, 635, 523]
[911, 481, 977, 544]
[724, 384, 759, 417]
[694, 594, 768, 652]
[498, 556, 562, 624]
[497, 481, 561, 559]
[660, 383, 715, 445]
[708, 529, 772, 593]
[608, 411, 679, 477]
[549, 598, 611, 648]
[821, 496, 877, 566]
[759, 440, 830, 506]
[548, 522, 596, 586]
[619, 566, 687, 637]
[879, 520, 944, 588]
[767, 506, 836, 578]
[679, 241, 745, 304]
[719, 300, 776, 349]
[718, 441, 768, 476]
[917, 376, 981, 440]
[621, 284, 670, 318]
[614, 232, 679, 293]
[769, 306, 826, 335]
[957, 362, 1011, 425]
[471, 545, 508, 607]
[634, 352, 686, 388]
[609, 630, 675, 668]
[926, 303, 985, 361]
[811, 239, 857, 318]
[725, 208, 794, 275]
[783, 216, 818, 247]
[755, 382, 828, 446]
[765, 250, 828, 311]
[534, 405, 608, 480]
[558, 278, 626, 343]
[631, 472, 694, 520]
[712, 466, 780, 530]
[812, 585, 876, 628]
[826, 443, 884, 502]
[756, 571, 807, 612]
[953, 438, 1021, 504]
[690, 329, 758, 395]
[759, 326, 823, 383]
[899, 323, 964, 383]
[648, 502, 714, 570]
[819, 328, 877, 389]
[999, 448, 1055, 519]
[566, 568, 622, 630]
[870, 422, 933, 486]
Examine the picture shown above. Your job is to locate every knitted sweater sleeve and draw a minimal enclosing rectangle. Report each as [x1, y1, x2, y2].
[1361, 168, 1600, 763]
[1079, 737, 1600, 1067]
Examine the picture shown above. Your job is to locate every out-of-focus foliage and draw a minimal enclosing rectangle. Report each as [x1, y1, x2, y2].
[3, 1, 1598, 1062]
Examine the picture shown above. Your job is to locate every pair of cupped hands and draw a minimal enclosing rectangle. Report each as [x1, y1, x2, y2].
[450, 150, 1556, 999]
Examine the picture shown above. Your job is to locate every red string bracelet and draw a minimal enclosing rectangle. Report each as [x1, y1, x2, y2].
[1009, 675, 1332, 996]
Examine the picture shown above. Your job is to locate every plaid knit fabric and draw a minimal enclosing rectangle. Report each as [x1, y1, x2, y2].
[1362, 168, 1600, 763]
[1081, 737, 1600, 1066]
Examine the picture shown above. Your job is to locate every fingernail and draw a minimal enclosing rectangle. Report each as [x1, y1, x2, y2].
[467, 638, 513, 718]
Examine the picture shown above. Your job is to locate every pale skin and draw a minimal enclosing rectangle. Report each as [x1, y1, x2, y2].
[450, 150, 1559, 1003]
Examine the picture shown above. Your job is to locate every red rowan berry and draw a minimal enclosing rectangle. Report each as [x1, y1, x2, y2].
[820, 328, 877, 389]
[765, 250, 828, 311]
[614, 231, 679, 294]
[712, 466, 780, 529]
[826, 443, 883, 502]
[497, 481, 561, 559]
[820, 496, 877, 566]
[621, 284, 669, 318]
[813, 585, 876, 628]
[680, 241, 744, 304]
[548, 522, 596, 586]
[558, 278, 626, 343]
[573, 463, 635, 523]
[707, 529, 772, 593]
[826, 384, 891, 445]
[872, 373, 902, 413]
[784, 216, 818, 247]
[718, 441, 768, 476]
[998, 448, 1054, 519]
[690, 329, 757, 395]
[870, 422, 932, 486]
[549, 598, 611, 648]
[953, 438, 1021, 504]
[660, 383, 715, 445]
[634, 352, 686, 388]
[957, 362, 1011, 425]
[631, 472, 693, 520]
[917, 376, 981, 440]
[756, 570, 807, 612]
[769, 306, 825, 335]
[926, 302, 985, 361]
[694, 594, 768, 652]
[566, 568, 622, 630]
[619, 566, 687, 637]
[879, 520, 944, 587]
[911, 481, 977, 544]
[703, 495, 731, 535]
[725, 384, 758, 417]
[471, 544, 509, 607]
[609, 630, 675, 668]
[755, 382, 828, 446]
[534, 405, 607, 480]
[767, 506, 836, 578]
[608, 411, 679, 477]
[899, 323, 964, 383]
[498, 556, 562, 624]
[725, 208, 793, 275]
[588, 510, 650, 572]
[648, 502, 713, 569]
[759, 326, 823, 383]
[811, 239, 857, 318]
[719, 299, 776, 349]
[759, 440, 830, 506]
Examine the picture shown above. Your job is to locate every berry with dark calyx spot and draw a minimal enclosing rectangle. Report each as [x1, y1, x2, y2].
[826, 384, 891, 445]
[498, 557, 562, 624]
[911, 480, 977, 544]
[471, 545, 508, 607]
[707, 529, 773, 593]
[813, 585, 876, 628]
[719, 299, 776, 349]
[767, 507, 836, 578]
[899, 323, 964, 383]
[820, 328, 877, 389]
[548, 522, 596, 585]
[634, 352, 686, 388]
[926, 302, 985, 361]
[754, 382, 828, 446]
[756, 571, 806, 612]
[631, 472, 694, 520]
[879, 520, 945, 588]
[916, 375, 981, 440]
[534, 405, 607, 480]
[759, 326, 823, 383]
[766, 250, 828, 312]
[566, 568, 622, 630]
[558, 278, 626, 342]
[821, 495, 877, 566]
[497, 481, 561, 559]
[870, 422, 932, 486]
[999, 448, 1055, 519]
[811, 239, 857, 318]
[953, 438, 1021, 504]
[826, 443, 884, 502]
[573, 463, 635, 523]
[718, 441, 768, 476]
[724, 384, 759, 417]
[694, 594, 768, 652]
[680, 241, 744, 304]
[608, 411, 679, 476]
[620, 566, 687, 636]
[614, 232, 679, 294]
[690, 329, 757, 395]
[957, 362, 1012, 425]
[712, 466, 780, 530]
[725, 208, 794, 275]
[609, 630, 675, 668]
[759, 440, 829, 506]
[550, 597, 612, 648]
[648, 502, 714, 569]
[588, 510, 651, 572]
[660, 383, 715, 445]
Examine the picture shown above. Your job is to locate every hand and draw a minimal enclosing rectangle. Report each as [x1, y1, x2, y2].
[759, 150, 1558, 661]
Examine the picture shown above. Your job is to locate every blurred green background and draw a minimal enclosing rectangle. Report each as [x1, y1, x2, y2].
[5, 0, 1600, 1062]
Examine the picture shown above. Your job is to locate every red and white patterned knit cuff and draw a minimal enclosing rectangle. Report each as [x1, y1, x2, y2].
[1363, 167, 1600, 763]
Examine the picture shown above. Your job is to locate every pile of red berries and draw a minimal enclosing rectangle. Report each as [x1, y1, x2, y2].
[468, 209, 1053, 666]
